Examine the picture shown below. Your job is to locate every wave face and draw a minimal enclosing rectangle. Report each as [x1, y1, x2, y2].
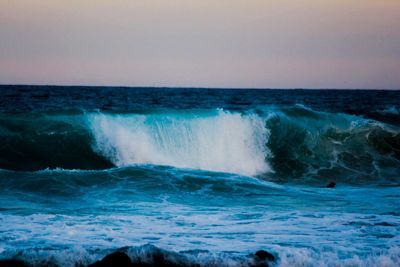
[263, 106, 400, 184]
[0, 110, 270, 176]
[0, 106, 399, 183]
[0, 113, 114, 171]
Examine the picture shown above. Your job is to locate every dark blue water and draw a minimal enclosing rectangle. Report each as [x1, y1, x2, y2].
[0, 86, 399, 266]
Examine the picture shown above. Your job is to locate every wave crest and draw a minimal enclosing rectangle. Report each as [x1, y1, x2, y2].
[0, 107, 399, 184]
[89, 110, 271, 176]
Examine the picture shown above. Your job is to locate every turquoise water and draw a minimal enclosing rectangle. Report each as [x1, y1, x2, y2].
[0, 86, 399, 266]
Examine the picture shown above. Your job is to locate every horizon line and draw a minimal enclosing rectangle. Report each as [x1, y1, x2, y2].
[0, 83, 399, 91]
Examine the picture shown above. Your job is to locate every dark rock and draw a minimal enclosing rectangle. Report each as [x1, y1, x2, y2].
[89, 250, 183, 267]
[326, 182, 336, 188]
[254, 250, 275, 261]
[89, 252, 133, 267]
[136, 250, 181, 267]
[250, 263, 269, 267]
[0, 259, 30, 267]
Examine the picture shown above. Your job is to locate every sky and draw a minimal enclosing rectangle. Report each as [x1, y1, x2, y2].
[0, 0, 399, 89]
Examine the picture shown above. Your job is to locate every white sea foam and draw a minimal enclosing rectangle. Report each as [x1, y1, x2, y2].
[1, 209, 399, 267]
[88, 110, 271, 176]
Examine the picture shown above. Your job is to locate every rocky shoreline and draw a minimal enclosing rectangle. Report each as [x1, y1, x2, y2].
[0, 248, 276, 267]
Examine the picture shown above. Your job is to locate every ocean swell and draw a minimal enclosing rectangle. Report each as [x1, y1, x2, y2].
[0, 107, 399, 184]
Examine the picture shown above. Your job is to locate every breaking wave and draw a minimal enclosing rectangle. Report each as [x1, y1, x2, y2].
[0, 106, 399, 183]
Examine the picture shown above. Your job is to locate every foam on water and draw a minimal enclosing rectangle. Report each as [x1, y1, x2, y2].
[89, 110, 271, 176]
[1, 164, 399, 266]
[0, 87, 399, 266]
[1, 207, 399, 267]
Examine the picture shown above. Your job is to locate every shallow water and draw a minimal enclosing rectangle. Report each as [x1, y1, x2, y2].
[0, 86, 399, 266]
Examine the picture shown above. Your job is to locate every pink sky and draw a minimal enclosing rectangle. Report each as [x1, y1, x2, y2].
[0, 0, 399, 88]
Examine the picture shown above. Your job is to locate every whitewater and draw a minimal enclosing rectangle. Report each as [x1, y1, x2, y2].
[89, 110, 271, 176]
[0, 86, 399, 267]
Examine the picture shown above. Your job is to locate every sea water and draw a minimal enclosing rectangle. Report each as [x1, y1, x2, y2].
[0, 86, 399, 266]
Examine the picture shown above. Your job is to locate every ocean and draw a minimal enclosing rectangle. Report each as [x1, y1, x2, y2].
[0, 85, 399, 266]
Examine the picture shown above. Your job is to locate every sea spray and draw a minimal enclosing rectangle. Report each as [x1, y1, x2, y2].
[89, 110, 271, 176]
